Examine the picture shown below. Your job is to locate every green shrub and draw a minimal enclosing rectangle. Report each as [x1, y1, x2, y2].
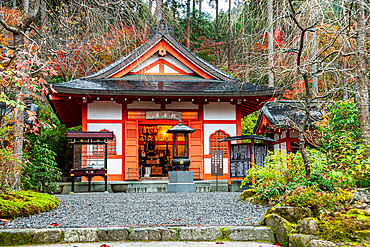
[317, 216, 359, 242]
[0, 191, 59, 219]
[22, 139, 62, 193]
[280, 186, 353, 216]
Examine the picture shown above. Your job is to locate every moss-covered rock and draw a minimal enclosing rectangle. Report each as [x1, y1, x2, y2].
[296, 219, 319, 235]
[267, 206, 313, 223]
[0, 191, 59, 219]
[289, 234, 318, 247]
[240, 189, 256, 201]
[263, 213, 293, 246]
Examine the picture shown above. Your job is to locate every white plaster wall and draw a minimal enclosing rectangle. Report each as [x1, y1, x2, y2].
[107, 159, 122, 174]
[204, 158, 229, 174]
[163, 64, 178, 73]
[165, 53, 193, 73]
[87, 101, 122, 120]
[127, 101, 161, 109]
[274, 134, 280, 140]
[204, 102, 236, 120]
[203, 124, 236, 155]
[87, 123, 122, 155]
[145, 64, 159, 73]
[166, 102, 198, 109]
[131, 55, 158, 72]
[281, 131, 287, 139]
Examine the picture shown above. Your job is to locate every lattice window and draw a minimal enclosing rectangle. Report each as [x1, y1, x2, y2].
[100, 129, 116, 155]
[209, 130, 230, 155]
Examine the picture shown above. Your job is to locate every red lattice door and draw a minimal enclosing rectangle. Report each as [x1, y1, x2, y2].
[125, 121, 139, 180]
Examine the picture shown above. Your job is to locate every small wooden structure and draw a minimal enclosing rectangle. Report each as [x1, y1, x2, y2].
[66, 131, 114, 193]
[254, 101, 322, 154]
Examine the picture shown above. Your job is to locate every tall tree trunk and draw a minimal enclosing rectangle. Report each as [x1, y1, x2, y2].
[355, 0, 370, 157]
[244, 0, 249, 82]
[311, 0, 318, 97]
[186, 0, 191, 49]
[199, 0, 201, 13]
[227, 0, 232, 70]
[267, 0, 274, 87]
[192, 0, 196, 19]
[156, 0, 162, 26]
[172, 0, 176, 21]
[342, 0, 348, 100]
[0, 0, 41, 190]
[144, 0, 153, 40]
[215, 0, 219, 42]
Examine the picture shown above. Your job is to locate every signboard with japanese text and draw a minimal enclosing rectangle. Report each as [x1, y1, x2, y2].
[211, 150, 223, 176]
[146, 111, 181, 120]
[230, 144, 251, 177]
[254, 144, 267, 167]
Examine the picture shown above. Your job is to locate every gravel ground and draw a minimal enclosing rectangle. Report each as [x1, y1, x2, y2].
[0, 192, 267, 229]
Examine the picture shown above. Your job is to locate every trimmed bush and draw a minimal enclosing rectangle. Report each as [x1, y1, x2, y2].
[0, 191, 59, 219]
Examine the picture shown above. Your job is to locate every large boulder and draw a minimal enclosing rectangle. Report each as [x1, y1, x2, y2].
[296, 219, 319, 235]
[263, 214, 291, 245]
[267, 206, 312, 223]
[307, 240, 336, 247]
[289, 234, 318, 247]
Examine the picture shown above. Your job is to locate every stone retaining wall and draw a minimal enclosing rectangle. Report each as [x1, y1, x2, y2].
[0, 226, 275, 246]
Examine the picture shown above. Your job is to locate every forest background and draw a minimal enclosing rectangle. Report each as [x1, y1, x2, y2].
[0, 0, 369, 193]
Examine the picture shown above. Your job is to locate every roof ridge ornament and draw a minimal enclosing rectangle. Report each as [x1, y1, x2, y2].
[150, 20, 175, 38]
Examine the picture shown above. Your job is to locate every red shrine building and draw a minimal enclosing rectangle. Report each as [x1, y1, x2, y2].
[49, 22, 280, 186]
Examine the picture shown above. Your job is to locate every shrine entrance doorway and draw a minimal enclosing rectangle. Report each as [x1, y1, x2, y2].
[138, 124, 186, 177]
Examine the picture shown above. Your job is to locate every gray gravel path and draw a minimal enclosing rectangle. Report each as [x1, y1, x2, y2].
[0, 192, 267, 229]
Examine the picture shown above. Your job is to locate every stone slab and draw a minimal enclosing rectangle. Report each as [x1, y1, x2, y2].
[225, 226, 257, 241]
[98, 227, 129, 241]
[33, 229, 62, 243]
[169, 171, 194, 183]
[255, 227, 276, 242]
[179, 227, 221, 241]
[167, 183, 196, 193]
[129, 228, 162, 241]
[0, 229, 33, 246]
[63, 228, 98, 242]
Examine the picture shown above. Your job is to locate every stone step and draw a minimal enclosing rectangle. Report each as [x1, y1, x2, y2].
[0, 226, 275, 246]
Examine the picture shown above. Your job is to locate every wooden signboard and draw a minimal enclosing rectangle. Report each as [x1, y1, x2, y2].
[211, 150, 223, 176]
[146, 111, 181, 120]
[230, 144, 251, 177]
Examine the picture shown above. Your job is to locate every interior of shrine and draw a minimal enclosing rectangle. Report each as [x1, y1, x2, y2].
[138, 125, 186, 177]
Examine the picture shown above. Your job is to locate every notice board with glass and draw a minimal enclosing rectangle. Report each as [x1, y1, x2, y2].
[230, 143, 251, 177]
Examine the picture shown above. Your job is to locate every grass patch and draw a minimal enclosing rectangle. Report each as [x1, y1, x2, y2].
[0, 190, 59, 219]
